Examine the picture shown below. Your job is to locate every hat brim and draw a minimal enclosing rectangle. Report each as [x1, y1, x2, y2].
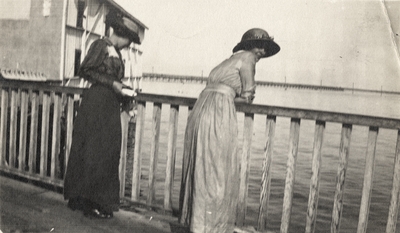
[107, 13, 141, 45]
[125, 30, 141, 45]
[118, 23, 141, 45]
[232, 39, 280, 58]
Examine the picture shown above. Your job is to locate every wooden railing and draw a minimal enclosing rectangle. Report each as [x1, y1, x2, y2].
[0, 81, 83, 186]
[131, 93, 400, 233]
[1, 81, 399, 233]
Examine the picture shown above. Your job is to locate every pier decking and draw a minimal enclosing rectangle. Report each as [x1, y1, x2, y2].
[0, 175, 174, 233]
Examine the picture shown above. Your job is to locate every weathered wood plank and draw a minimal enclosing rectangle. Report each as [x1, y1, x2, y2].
[135, 93, 400, 129]
[50, 92, 61, 179]
[331, 124, 353, 233]
[386, 130, 400, 233]
[305, 120, 325, 233]
[18, 89, 29, 171]
[0, 80, 84, 95]
[280, 118, 301, 233]
[40, 91, 50, 177]
[0, 88, 9, 166]
[257, 115, 276, 231]
[147, 102, 162, 205]
[119, 103, 131, 198]
[64, 94, 76, 175]
[28, 90, 39, 173]
[237, 113, 255, 226]
[164, 104, 179, 210]
[131, 101, 146, 201]
[357, 126, 378, 233]
[9, 88, 18, 168]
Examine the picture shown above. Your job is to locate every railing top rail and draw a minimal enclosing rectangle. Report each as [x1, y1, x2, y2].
[0, 80, 84, 95]
[135, 92, 400, 129]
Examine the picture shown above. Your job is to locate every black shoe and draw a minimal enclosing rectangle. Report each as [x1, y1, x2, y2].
[83, 208, 113, 219]
[67, 197, 84, 211]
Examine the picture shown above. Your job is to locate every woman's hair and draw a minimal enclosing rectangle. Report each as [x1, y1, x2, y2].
[107, 11, 126, 38]
[112, 26, 131, 39]
[241, 40, 268, 51]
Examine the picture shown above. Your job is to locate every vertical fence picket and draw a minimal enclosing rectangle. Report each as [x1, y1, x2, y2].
[9, 88, 18, 168]
[28, 90, 39, 174]
[40, 91, 50, 177]
[0, 88, 9, 166]
[357, 126, 379, 233]
[305, 120, 325, 233]
[257, 115, 276, 231]
[386, 130, 400, 233]
[331, 124, 353, 233]
[119, 103, 130, 198]
[50, 92, 62, 179]
[147, 102, 162, 205]
[280, 118, 301, 233]
[236, 113, 255, 226]
[131, 101, 146, 201]
[64, 94, 76, 174]
[164, 104, 179, 210]
[18, 89, 29, 171]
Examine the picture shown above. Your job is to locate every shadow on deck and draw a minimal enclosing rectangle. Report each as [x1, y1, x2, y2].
[0, 174, 186, 233]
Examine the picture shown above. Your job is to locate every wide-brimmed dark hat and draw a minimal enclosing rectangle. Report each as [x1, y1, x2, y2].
[106, 11, 141, 45]
[232, 28, 280, 58]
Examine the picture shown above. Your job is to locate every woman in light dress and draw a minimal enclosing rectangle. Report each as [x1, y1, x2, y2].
[179, 28, 280, 232]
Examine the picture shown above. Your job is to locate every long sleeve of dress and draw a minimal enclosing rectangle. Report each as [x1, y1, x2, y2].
[239, 53, 257, 103]
[78, 40, 115, 88]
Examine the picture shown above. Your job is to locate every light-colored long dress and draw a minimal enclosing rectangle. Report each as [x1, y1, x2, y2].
[179, 50, 256, 233]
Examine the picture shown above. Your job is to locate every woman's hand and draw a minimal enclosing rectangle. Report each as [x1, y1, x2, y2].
[112, 81, 124, 95]
[234, 95, 254, 104]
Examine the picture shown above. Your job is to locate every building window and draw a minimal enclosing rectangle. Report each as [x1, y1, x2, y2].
[74, 49, 82, 76]
[76, 0, 86, 28]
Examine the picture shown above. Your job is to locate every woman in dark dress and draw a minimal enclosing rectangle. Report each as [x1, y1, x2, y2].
[63, 12, 140, 219]
[178, 28, 280, 232]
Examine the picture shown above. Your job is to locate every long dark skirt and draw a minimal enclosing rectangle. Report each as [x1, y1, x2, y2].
[64, 84, 121, 211]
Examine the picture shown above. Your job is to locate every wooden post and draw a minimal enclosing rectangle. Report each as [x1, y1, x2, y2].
[280, 118, 301, 233]
[357, 126, 378, 233]
[131, 101, 146, 201]
[257, 115, 276, 231]
[119, 101, 131, 198]
[164, 104, 179, 210]
[147, 102, 162, 205]
[236, 113, 254, 226]
[50, 92, 61, 179]
[9, 88, 18, 168]
[386, 130, 400, 233]
[0, 88, 9, 166]
[305, 120, 325, 233]
[18, 89, 29, 171]
[331, 124, 352, 233]
[64, 94, 76, 175]
[40, 91, 50, 177]
[28, 91, 40, 173]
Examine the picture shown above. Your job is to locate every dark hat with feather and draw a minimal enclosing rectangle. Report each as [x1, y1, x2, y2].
[232, 28, 280, 58]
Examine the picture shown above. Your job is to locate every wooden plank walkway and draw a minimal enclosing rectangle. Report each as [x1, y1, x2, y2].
[0, 175, 273, 233]
[0, 175, 179, 233]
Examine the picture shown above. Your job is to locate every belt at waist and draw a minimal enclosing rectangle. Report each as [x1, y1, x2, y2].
[202, 83, 236, 98]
